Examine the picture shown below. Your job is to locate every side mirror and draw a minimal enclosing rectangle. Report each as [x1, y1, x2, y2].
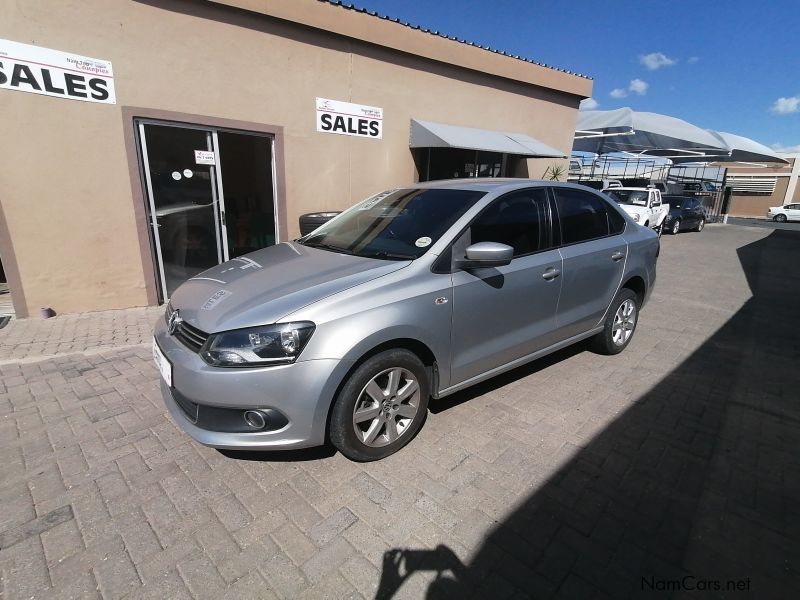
[455, 241, 514, 269]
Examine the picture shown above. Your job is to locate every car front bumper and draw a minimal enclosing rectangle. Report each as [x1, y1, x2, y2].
[154, 318, 353, 450]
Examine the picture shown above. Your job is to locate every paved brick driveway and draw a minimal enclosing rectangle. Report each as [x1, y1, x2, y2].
[1, 224, 798, 599]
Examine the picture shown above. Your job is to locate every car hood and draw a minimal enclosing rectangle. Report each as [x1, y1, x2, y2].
[617, 204, 649, 217]
[169, 242, 410, 332]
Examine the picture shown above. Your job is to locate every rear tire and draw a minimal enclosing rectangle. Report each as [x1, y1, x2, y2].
[591, 288, 639, 355]
[329, 349, 429, 462]
[775, 214, 787, 223]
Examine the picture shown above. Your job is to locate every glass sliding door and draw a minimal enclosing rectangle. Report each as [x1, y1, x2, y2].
[215, 131, 277, 259]
[137, 120, 278, 301]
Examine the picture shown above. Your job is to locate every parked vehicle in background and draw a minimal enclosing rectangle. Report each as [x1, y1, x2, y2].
[767, 203, 800, 223]
[650, 181, 684, 195]
[603, 186, 670, 235]
[662, 195, 706, 234]
[682, 181, 718, 193]
[154, 180, 659, 461]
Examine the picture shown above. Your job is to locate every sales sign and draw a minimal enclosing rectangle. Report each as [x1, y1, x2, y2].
[0, 38, 115, 104]
[316, 97, 383, 139]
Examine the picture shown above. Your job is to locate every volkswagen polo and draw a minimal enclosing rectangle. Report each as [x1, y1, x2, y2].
[154, 180, 659, 461]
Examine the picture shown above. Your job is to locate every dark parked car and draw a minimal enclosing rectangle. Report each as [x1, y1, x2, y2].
[662, 195, 706, 234]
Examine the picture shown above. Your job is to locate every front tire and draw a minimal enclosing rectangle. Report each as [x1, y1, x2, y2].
[775, 214, 787, 223]
[695, 218, 705, 232]
[329, 349, 429, 461]
[591, 288, 639, 355]
[670, 219, 681, 235]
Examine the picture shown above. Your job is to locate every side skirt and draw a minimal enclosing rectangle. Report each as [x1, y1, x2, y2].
[433, 327, 604, 400]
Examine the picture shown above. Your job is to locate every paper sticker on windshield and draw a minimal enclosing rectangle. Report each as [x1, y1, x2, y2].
[202, 290, 232, 311]
[359, 189, 397, 210]
[415, 236, 432, 248]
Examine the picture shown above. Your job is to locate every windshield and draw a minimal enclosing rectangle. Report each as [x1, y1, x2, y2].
[298, 188, 485, 260]
[664, 197, 684, 209]
[607, 190, 649, 206]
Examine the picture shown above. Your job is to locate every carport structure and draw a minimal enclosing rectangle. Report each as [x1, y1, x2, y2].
[571, 107, 789, 219]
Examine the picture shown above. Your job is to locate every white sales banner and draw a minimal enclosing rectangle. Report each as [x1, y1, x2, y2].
[316, 97, 383, 139]
[0, 38, 115, 104]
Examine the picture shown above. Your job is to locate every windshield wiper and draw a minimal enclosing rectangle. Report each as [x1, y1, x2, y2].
[362, 251, 415, 261]
[300, 240, 356, 255]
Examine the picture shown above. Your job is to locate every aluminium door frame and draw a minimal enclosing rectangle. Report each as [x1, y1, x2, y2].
[135, 118, 278, 300]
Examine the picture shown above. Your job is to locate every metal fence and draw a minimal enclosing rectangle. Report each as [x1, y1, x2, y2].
[569, 156, 729, 222]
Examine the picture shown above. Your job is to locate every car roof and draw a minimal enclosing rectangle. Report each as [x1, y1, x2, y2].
[408, 178, 602, 193]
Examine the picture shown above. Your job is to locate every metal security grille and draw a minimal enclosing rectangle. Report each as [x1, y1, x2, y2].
[724, 176, 778, 195]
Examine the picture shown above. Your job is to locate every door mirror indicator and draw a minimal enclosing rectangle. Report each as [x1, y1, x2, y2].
[455, 242, 514, 269]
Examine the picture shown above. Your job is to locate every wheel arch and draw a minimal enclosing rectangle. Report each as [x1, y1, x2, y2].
[322, 336, 440, 444]
[621, 275, 646, 306]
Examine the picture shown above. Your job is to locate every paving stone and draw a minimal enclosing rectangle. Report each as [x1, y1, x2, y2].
[0, 505, 74, 551]
[271, 521, 318, 565]
[308, 507, 358, 547]
[301, 536, 356, 584]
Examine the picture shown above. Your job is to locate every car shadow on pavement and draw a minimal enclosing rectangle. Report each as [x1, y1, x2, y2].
[376, 229, 800, 598]
[218, 445, 337, 462]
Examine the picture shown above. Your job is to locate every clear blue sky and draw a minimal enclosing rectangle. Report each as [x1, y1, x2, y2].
[350, 0, 800, 152]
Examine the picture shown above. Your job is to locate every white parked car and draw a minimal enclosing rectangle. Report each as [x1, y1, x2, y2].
[603, 187, 670, 234]
[767, 203, 800, 223]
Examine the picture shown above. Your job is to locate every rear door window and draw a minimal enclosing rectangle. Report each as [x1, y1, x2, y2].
[552, 187, 611, 245]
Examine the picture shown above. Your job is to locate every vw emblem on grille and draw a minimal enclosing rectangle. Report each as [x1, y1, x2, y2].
[167, 308, 183, 335]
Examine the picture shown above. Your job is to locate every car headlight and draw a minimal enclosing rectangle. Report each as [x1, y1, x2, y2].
[200, 322, 316, 367]
[632, 213, 640, 222]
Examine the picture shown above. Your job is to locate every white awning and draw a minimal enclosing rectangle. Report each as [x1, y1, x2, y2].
[410, 119, 566, 158]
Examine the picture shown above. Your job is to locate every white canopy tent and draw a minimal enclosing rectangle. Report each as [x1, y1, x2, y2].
[573, 108, 727, 158]
[573, 108, 788, 165]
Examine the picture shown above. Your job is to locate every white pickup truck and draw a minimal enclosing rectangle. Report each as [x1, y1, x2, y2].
[602, 187, 670, 235]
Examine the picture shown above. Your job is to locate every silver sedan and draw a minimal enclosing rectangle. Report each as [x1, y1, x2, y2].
[154, 180, 659, 461]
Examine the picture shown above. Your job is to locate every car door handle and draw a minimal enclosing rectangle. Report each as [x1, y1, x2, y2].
[611, 252, 625, 262]
[542, 267, 561, 281]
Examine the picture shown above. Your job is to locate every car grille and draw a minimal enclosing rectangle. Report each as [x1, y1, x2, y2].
[166, 304, 210, 353]
[174, 321, 209, 352]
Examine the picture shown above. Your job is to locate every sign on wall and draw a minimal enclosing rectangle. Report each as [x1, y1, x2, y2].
[194, 150, 216, 165]
[0, 39, 115, 104]
[316, 97, 383, 139]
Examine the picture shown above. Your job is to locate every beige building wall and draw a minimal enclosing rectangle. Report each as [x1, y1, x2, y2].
[728, 178, 789, 217]
[723, 156, 797, 217]
[0, 0, 590, 317]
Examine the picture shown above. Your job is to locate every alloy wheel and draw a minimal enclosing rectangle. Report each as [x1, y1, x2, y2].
[352, 367, 420, 447]
[612, 299, 637, 346]
[672, 220, 680, 234]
